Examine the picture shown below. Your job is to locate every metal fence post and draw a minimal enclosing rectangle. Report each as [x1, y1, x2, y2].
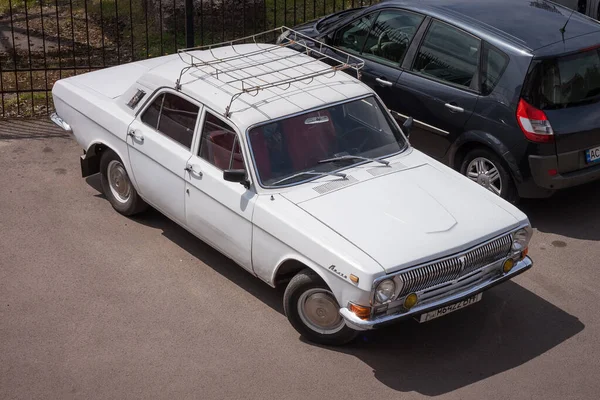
[185, 0, 195, 47]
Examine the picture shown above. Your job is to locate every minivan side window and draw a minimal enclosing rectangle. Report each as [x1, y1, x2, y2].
[333, 13, 376, 54]
[481, 42, 509, 96]
[141, 92, 200, 149]
[361, 10, 425, 65]
[412, 20, 481, 90]
[199, 112, 246, 171]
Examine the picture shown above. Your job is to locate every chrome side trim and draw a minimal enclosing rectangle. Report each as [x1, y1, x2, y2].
[341, 256, 532, 331]
[389, 110, 449, 136]
[50, 112, 72, 132]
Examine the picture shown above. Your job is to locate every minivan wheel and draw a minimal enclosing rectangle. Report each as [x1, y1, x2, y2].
[460, 148, 517, 203]
[283, 269, 358, 346]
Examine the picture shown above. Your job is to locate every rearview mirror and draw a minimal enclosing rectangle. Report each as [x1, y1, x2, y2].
[402, 117, 413, 138]
[223, 169, 250, 189]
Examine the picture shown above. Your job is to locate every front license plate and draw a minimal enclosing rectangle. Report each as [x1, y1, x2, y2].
[585, 146, 600, 164]
[418, 293, 483, 323]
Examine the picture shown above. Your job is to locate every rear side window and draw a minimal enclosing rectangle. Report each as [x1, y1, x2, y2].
[361, 10, 424, 65]
[523, 48, 600, 110]
[141, 93, 200, 149]
[199, 112, 245, 171]
[412, 20, 481, 90]
[481, 43, 509, 95]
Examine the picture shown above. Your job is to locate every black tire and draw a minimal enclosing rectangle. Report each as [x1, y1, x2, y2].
[283, 269, 358, 346]
[99, 149, 148, 216]
[460, 147, 518, 204]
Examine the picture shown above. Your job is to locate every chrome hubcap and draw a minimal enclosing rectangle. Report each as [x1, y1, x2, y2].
[107, 160, 131, 203]
[466, 157, 502, 196]
[297, 288, 345, 335]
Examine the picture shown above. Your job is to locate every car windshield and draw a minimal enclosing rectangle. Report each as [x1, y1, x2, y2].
[524, 48, 600, 110]
[247, 96, 408, 187]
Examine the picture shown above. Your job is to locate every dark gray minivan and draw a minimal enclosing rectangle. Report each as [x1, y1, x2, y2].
[285, 0, 600, 202]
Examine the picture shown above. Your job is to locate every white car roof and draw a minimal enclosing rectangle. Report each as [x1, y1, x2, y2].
[137, 43, 372, 129]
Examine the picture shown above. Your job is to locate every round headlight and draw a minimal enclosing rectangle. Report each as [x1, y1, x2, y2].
[375, 279, 396, 304]
[512, 226, 533, 253]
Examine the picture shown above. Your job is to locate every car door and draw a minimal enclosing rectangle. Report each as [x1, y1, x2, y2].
[127, 90, 200, 225]
[330, 9, 425, 110]
[394, 19, 482, 160]
[184, 110, 256, 272]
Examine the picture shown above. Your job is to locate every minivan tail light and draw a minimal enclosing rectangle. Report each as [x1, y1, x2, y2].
[516, 99, 554, 143]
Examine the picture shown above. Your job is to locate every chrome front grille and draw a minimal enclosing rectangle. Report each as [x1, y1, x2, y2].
[396, 234, 512, 298]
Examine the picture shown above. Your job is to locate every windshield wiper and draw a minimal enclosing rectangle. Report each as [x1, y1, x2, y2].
[271, 170, 347, 186]
[318, 155, 390, 166]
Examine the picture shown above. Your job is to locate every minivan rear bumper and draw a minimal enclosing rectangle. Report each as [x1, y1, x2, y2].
[529, 154, 600, 190]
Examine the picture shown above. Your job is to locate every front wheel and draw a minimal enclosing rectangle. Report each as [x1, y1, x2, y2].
[283, 269, 358, 346]
[460, 148, 518, 203]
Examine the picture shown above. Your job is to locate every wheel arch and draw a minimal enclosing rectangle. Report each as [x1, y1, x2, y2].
[273, 257, 332, 289]
[81, 140, 130, 178]
[449, 131, 523, 184]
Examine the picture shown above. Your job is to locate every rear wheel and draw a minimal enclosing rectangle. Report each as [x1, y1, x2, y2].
[100, 149, 148, 216]
[460, 148, 517, 203]
[283, 269, 358, 346]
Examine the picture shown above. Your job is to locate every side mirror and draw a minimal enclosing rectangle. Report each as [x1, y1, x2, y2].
[223, 169, 250, 189]
[402, 116, 413, 138]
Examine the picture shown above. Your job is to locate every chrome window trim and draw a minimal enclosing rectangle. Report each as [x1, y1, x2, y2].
[244, 93, 411, 190]
[369, 223, 529, 305]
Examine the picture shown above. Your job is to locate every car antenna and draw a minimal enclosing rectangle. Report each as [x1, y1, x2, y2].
[559, 8, 576, 42]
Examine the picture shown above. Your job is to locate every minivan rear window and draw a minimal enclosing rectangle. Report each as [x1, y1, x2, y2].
[523, 48, 600, 110]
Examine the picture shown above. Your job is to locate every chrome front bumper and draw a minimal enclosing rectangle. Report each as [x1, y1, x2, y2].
[339, 256, 532, 331]
[50, 112, 72, 132]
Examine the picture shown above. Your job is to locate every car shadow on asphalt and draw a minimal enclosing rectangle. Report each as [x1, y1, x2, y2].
[520, 180, 600, 241]
[309, 282, 584, 395]
[86, 176, 584, 395]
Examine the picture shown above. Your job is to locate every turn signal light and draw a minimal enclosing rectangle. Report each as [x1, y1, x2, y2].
[349, 303, 371, 320]
[503, 258, 515, 273]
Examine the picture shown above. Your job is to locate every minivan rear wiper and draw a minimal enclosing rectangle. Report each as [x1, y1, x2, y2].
[271, 170, 348, 186]
[318, 155, 390, 166]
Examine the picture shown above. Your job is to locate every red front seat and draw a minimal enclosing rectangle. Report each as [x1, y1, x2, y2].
[282, 110, 336, 171]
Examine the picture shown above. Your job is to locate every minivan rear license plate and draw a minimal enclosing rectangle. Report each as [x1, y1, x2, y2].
[585, 146, 600, 164]
[418, 293, 482, 323]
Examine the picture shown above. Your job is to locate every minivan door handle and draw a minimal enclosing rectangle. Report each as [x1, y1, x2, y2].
[375, 77, 393, 87]
[444, 103, 464, 113]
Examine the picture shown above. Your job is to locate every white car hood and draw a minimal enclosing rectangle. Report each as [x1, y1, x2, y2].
[283, 163, 521, 273]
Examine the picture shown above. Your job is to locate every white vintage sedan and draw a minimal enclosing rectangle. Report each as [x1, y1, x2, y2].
[50, 29, 533, 345]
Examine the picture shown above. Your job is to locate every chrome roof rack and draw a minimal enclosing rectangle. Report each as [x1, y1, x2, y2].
[174, 26, 365, 117]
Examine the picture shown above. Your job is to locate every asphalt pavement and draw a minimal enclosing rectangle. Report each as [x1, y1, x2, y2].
[1, 119, 598, 400]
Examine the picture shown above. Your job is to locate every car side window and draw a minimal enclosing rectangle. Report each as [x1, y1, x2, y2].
[361, 10, 424, 65]
[140, 92, 199, 149]
[481, 42, 509, 96]
[199, 112, 245, 171]
[412, 20, 481, 90]
[332, 13, 376, 54]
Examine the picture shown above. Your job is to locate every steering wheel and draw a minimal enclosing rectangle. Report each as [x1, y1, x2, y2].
[338, 126, 371, 154]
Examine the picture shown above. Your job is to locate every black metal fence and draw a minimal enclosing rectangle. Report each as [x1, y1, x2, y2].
[0, 0, 377, 118]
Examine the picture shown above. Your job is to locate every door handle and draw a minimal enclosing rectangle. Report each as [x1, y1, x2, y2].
[185, 164, 203, 178]
[127, 129, 144, 142]
[375, 77, 393, 87]
[444, 103, 464, 113]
